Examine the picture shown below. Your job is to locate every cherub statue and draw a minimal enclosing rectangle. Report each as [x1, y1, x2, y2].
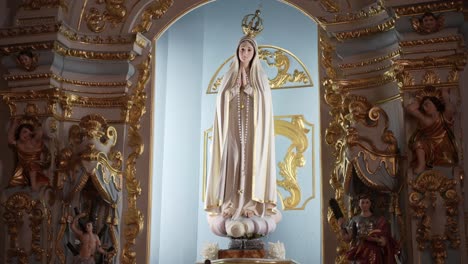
[15, 49, 39, 71]
[411, 12, 444, 34]
[7, 117, 50, 191]
[406, 85, 458, 174]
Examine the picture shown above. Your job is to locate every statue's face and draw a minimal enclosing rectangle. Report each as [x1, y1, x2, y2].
[359, 198, 371, 212]
[238, 41, 255, 65]
[422, 15, 436, 31]
[422, 98, 437, 114]
[19, 127, 33, 142]
[19, 54, 32, 68]
[86, 222, 93, 233]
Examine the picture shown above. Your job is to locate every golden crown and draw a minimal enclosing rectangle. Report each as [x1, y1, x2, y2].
[241, 10, 263, 38]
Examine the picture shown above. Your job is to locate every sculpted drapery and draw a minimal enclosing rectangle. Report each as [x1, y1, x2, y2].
[204, 36, 280, 237]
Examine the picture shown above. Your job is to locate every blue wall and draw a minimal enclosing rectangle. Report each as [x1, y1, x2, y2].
[152, 1, 321, 263]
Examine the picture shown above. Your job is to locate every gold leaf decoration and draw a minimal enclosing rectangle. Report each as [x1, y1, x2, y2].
[121, 54, 151, 264]
[132, 0, 174, 33]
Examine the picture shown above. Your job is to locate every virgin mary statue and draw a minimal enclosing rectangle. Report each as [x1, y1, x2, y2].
[204, 35, 281, 238]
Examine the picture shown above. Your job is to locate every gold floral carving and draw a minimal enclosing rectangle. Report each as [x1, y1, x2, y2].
[2, 89, 128, 121]
[323, 78, 348, 263]
[399, 71, 415, 86]
[447, 69, 459, 82]
[275, 115, 313, 210]
[409, 170, 460, 263]
[4, 73, 53, 81]
[132, 0, 174, 33]
[85, 0, 127, 33]
[121, 55, 150, 264]
[339, 49, 400, 69]
[317, 2, 384, 24]
[319, 0, 339, 13]
[422, 70, 441, 85]
[53, 74, 129, 87]
[336, 70, 395, 91]
[325, 91, 401, 262]
[58, 24, 132, 44]
[21, 0, 61, 9]
[0, 42, 54, 56]
[394, 54, 466, 70]
[319, 32, 337, 79]
[258, 46, 311, 89]
[400, 36, 463, 47]
[54, 42, 135, 60]
[334, 19, 395, 41]
[3, 192, 47, 263]
[0, 24, 59, 38]
[394, 0, 463, 17]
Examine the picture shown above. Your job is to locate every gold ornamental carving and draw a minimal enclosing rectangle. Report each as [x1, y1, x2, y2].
[132, 0, 174, 33]
[0, 42, 54, 56]
[3, 192, 49, 263]
[121, 54, 151, 264]
[325, 92, 400, 263]
[275, 115, 314, 210]
[85, 0, 127, 33]
[400, 36, 463, 47]
[409, 170, 460, 263]
[394, 0, 463, 17]
[58, 24, 132, 44]
[0, 23, 59, 38]
[339, 49, 400, 69]
[319, 32, 337, 78]
[422, 70, 441, 85]
[54, 41, 135, 60]
[319, 0, 339, 13]
[207, 45, 312, 94]
[20, 0, 61, 9]
[317, 2, 384, 24]
[336, 70, 395, 91]
[394, 54, 466, 70]
[334, 19, 395, 41]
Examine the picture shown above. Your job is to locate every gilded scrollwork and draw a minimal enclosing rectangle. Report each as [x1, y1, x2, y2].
[334, 19, 395, 41]
[319, 33, 337, 78]
[339, 49, 400, 69]
[3, 192, 50, 264]
[317, 2, 384, 24]
[400, 36, 463, 47]
[55, 114, 122, 263]
[422, 70, 441, 85]
[54, 41, 135, 60]
[21, 0, 60, 9]
[394, 54, 466, 70]
[325, 92, 401, 262]
[408, 170, 460, 263]
[132, 0, 174, 33]
[85, 0, 127, 33]
[394, 0, 463, 17]
[0, 24, 59, 39]
[319, 0, 339, 13]
[274, 115, 313, 210]
[121, 54, 151, 264]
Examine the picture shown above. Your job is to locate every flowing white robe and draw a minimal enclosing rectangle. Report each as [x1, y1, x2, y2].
[205, 40, 277, 221]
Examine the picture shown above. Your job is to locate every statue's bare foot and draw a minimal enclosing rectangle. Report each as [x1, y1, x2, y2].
[413, 166, 425, 175]
[243, 209, 254, 218]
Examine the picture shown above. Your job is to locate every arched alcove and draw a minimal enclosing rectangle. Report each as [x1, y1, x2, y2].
[150, 0, 321, 263]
